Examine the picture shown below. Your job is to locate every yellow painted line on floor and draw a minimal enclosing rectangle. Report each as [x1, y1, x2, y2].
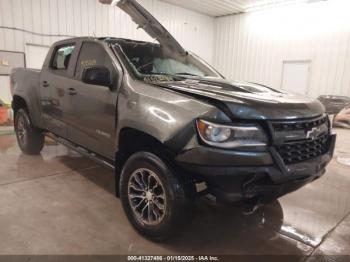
[0, 130, 15, 136]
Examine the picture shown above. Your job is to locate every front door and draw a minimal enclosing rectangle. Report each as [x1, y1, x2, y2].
[67, 41, 119, 159]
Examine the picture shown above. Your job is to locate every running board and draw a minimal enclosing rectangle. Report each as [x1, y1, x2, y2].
[45, 133, 115, 170]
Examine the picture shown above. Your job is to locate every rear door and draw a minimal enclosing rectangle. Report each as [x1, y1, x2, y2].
[40, 42, 78, 138]
[67, 41, 120, 159]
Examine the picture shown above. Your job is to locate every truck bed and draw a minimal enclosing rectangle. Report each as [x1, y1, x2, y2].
[11, 68, 41, 96]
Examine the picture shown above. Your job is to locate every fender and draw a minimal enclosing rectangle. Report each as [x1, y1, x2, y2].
[114, 77, 231, 153]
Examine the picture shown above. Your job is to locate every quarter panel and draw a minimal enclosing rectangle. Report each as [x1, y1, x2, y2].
[11, 68, 44, 129]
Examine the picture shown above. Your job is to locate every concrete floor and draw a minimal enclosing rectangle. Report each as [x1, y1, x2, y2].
[0, 127, 349, 259]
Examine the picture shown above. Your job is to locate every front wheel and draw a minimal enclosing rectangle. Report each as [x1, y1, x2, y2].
[15, 109, 44, 155]
[120, 152, 189, 241]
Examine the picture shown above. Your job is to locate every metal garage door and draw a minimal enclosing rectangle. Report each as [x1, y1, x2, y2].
[25, 44, 50, 70]
[0, 50, 25, 104]
[0, 76, 11, 104]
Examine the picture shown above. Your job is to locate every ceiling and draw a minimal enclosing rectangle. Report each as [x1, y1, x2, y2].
[161, 0, 318, 17]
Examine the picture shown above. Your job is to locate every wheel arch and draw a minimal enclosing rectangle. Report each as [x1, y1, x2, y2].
[12, 95, 28, 115]
[12, 94, 44, 129]
[114, 127, 176, 197]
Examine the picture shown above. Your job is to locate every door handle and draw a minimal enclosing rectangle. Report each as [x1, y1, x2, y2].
[42, 81, 50, 88]
[68, 88, 77, 96]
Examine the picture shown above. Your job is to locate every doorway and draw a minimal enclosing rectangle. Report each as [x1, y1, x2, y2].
[281, 60, 311, 95]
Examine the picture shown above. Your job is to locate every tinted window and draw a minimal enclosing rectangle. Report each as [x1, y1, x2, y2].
[75, 42, 115, 80]
[51, 44, 75, 70]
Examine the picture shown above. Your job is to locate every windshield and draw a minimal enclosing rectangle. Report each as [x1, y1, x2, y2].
[114, 40, 222, 80]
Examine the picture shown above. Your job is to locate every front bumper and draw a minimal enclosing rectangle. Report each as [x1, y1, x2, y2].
[176, 134, 336, 203]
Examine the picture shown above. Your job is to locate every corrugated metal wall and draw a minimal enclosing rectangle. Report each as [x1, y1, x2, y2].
[0, 0, 214, 63]
[2, 0, 350, 98]
[213, 1, 350, 97]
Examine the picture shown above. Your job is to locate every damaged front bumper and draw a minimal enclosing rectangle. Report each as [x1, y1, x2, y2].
[176, 134, 336, 203]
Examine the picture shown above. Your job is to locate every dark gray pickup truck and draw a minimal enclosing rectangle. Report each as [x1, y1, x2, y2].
[11, 0, 336, 240]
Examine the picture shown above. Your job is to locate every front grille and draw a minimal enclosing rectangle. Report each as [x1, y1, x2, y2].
[272, 116, 328, 131]
[276, 134, 330, 165]
[272, 116, 330, 165]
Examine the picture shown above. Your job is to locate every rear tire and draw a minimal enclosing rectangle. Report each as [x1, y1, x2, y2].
[120, 151, 189, 241]
[14, 109, 44, 155]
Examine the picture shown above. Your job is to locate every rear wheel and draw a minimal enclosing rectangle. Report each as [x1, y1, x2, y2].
[120, 151, 189, 241]
[15, 109, 44, 155]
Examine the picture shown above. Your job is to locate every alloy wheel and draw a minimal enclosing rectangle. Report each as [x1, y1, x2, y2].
[17, 113, 28, 147]
[128, 168, 167, 226]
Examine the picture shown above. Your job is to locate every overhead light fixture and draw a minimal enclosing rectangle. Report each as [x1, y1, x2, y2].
[99, 0, 119, 5]
[245, 0, 306, 12]
[308, 0, 328, 3]
[98, 0, 112, 4]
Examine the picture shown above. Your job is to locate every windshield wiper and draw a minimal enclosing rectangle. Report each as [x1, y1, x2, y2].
[175, 73, 201, 77]
[146, 72, 183, 78]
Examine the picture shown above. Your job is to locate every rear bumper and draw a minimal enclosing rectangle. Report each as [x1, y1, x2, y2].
[176, 134, 336, 203]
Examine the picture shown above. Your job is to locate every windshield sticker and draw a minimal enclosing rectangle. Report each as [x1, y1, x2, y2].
[144, 75, 174, 83]
[81, 59, 97, 67]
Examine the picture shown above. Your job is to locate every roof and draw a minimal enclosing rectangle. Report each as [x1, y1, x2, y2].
[53, 37, 153, 46]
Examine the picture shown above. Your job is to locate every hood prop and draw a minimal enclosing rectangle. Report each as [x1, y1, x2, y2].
[99, 0, 187, 57]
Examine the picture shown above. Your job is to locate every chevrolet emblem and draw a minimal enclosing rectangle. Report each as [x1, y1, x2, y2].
[306, 127, 321, 141]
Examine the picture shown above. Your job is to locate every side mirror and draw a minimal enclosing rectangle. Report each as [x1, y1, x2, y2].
[82, 66, 113, 88]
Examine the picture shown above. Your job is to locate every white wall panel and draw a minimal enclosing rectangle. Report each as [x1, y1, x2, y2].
[0, 0, 214, 63]
[213, 0, 350, 97]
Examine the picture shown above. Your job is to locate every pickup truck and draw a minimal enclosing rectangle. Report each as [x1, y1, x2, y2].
[11, 0, 336, 240]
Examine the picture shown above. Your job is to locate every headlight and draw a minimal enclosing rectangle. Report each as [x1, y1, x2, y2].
[196, 119, 268, 149]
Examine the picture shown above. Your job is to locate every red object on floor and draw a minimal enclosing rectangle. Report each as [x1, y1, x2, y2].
[0, 107, 8, 124]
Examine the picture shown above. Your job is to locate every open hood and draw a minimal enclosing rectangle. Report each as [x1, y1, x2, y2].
[154, 79, 325, 120]
[99, 0, 187, 56]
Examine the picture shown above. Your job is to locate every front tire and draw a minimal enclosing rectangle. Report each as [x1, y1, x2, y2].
[14, 109, 44, 155]
[120, 152, 188, 241]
